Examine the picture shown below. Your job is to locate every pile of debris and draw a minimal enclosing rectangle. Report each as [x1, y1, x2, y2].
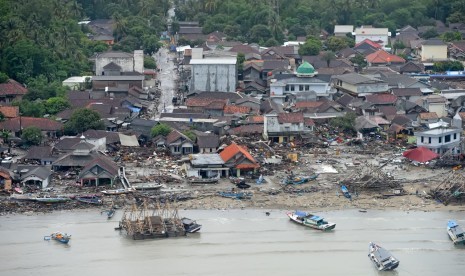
[430, 170, 465, 205]
[341, 162, 402, 192]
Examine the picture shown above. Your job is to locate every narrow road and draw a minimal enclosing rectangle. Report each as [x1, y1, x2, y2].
[152, 47, 177, 119]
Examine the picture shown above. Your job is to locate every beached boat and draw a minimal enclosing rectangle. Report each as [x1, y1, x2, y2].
[181, 217, 202, 233]
[76, 196, 102, 205]
[10, 193, 37, 201]
[368, 242, 399, 271]
[44, 232, 71, 244]
[447, 220, 465, 245]
[218, 191, 253, 199]
[283, 173, 318, 185]
[188, 178, 218, 184]
[236, 182, 251, 189]
[132, 183, 163, 190]
[341, 185, 351, 199]
[35, 197, 70, 203]
[286, 211, 336, 231]
[101, 187, 136, 195]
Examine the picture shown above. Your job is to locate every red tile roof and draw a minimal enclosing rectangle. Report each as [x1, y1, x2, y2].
[0, 117, 63, 132]
[224, 105, 251, 114]
[246, 116, 264, 123]
[0, 106, 19, 118]
[365, 94, 398, 105]
[304, 118, 315, 127]
[419, 112, 438, 119]
[0, 79, 28, 96]
[295, 101, 324, 109]
[365, 50, 406, 64]
[277, 112, 304, 124]
[354, 39, 382, 49]
[186, 98, 227, 108]
[219, 143, 259, 168]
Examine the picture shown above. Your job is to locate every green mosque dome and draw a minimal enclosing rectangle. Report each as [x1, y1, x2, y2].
[296, 61, 316, 76]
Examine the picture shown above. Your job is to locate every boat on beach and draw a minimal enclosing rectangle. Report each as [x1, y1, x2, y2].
[181, 217, 202, 233]
[447, 220, 465, 245]
[101, 187, 136, 195]
[35, 197, 70, 203]
[286, 211, 336, 231]
[132, 183, 163, 190]
[44, 232, 71, 244]
[283, 173, 319, 185]
[218, 191, 253, 199]
[188, 178, 218, 184]
[10, 194, 37, 201]
[341, 185, 351, 199]
[76, 196, 102, 205]
[368, 242, 399, 271]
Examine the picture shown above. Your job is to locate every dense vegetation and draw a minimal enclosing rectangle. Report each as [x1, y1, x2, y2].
[175, 0, 465, 44]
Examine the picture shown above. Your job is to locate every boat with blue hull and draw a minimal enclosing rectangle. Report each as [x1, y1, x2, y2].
[447, 220, 465, 245]
[283, 174, 319, 185]
[218, 191, 252, 199]
[368, 242, 399, 271]
[44, 232, 71, 244]
[286, 211, 336, 231]
[341, 185, 351, 199]
[102, 208, 116, 219]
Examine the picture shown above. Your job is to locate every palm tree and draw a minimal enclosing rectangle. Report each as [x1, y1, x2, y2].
[205, 0, 218, 12]
[68, 0, 83, 19]
[112, 12, 127, 42]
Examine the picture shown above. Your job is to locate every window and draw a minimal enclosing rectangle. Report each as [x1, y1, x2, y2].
[445, 134, 451, 143]
[290, 85, 295, 91]
[454, 133, 457, 140]
[173, 146, 180, 153]
[428, 137, 431, 144]
[299, 85, 304, 91]
[439, 137, 442, 143]
[285, 85, 289, 91]
[305, 85, 310, 91]
[421, 136, 424, 143]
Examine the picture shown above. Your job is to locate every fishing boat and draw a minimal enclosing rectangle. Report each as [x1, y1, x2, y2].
[35, 197, 70, 203]
[44, 232, 71, 244]
[218, 191, 253, 199]
[76, 196, 102, 205]
[368, 242, 399, 271]
[101, 187, 136, 195]
[117, 200, 188, 240]
[102, 208, 116, 219]
[132, 183, 163, 190]
[341, 185, 351, 199]
[286, 211, 336, 231]
[10, 193, 37, 201]
[188, 178, 218, 184]
[181, 217, 202, 233]
[447, 220, 465, 245]
[283, 173, 318, 185]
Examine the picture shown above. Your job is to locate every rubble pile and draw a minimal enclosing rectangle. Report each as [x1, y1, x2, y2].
[342, 162, 402, 192]
[431, 171, 465, 205]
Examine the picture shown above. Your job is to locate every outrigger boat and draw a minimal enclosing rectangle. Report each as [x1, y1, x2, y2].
[341, 185, 351, 199]
[368, 242, 399, 271]
[44, 232, 71, 244]
[76, 196, 102, 205]
[181, 217, 202, 233]
[35, 197, 70, 203]
[286, 211, 336, 231]
[283, 173, 318, 185]
[132, 183, 163, 190]
[447, 220, 465, 245]
[218, 191, 253, 199]
[188, 178, 218, 184]
[101, 187, 136, 195]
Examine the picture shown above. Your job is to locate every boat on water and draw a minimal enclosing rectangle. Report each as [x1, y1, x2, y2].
[102, 208, 116, 219]
[117, 200, 189, 240]
[132, 183, 163, 190]
[286, 211, 336, 231]
[447, 220, 465, 245]
[341, 185, 351, 199]
[218, 191, 253, 199]
[181, 217, 202, 233]
[368, 242, 399, 271]
[101, 187, 136, 195]
[44, 232, 71, 244]
[35, 197, 70, 203]
[76, 196, 102, 205]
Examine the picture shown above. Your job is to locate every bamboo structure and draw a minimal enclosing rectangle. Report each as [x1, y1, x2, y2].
[342, 161, 403, 192]
[118, 199, 186, 240]
[431, 170, 465, 205]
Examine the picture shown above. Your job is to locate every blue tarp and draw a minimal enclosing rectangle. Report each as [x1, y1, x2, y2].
[295, 211, 307, 217]
[310, 215, 322, 221]
[129, 107, 141, 113]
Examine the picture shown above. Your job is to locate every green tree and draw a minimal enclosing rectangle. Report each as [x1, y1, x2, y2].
[0, 112, 5, 122]
[237, 52, 245, 80]
[0, 72, 8, 83]
[441, 31, 462, 42]
[21, 126, 43, 146]
[421, 28, 439, 39]
[183, 130, 196, 141]
[64, 108, 105, 135]
[45, 97, 70, 115]
[321, 51, 336, 67]
[1, 130, 10, 144]
[144, 56, 157, 69]
[249, 24, 272, 43]
[326, 36, 349, 52]
[151, 123, 172, 137]
[433, 61, 464, 72]
[298, 36, 322, 56]
[329, 112, 356, 133]
[350, 54, 367, 68]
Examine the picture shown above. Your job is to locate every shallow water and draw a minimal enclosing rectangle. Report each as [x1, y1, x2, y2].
[0, 209, 464, 276]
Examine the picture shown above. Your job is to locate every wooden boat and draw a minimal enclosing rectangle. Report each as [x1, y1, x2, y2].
[188, 178, 218, 184]
[76, 196, 102, 205]
[10, 194, 37, 201]
[447, 220, 465, 245]
[286, 211, 336, 231]
[35, 197, 70, 203]
[341, 185, 351, 199]
[44, 232, 71, 244]
[181, 217, 202, 233]
[101, 187, 136, 195]
[218, 191, 252, 199]
[283, 174, 318, 185]
[132, 183, 163, 190]
[368, 242, 399, 271]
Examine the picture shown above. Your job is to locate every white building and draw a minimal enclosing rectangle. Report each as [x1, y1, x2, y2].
[415, 128, 462, 155]
[62, 76, 92, 90]
[95, 50, 144, 76]
[190, 57, 237, 92]
[334, 25, 354, 37]
[355, 26, 390, 48]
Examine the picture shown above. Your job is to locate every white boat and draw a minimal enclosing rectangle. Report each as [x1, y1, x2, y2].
[132, 183, 163, 190]
[447, 220, 465, 245]
[368, 242, 399, 271]
[101, 187, 136, 195]
[286, 211, 336, 231]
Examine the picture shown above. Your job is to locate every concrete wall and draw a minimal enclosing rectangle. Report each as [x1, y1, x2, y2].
[134, 50, 144, 74]
[421, 45, 448, 61]
[191, 64, 237, 92]
[428, 103, 447, 118]
[96, 57, 134, 76]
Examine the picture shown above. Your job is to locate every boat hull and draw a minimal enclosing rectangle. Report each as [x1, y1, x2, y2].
[287, 212, 336, 231]
[368, 243, 399, 271]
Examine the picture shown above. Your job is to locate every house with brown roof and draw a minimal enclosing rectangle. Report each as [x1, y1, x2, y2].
[448, 41, 465, 60]
[219, 143, 259, 177]
[165, 129, 194, 155]
[365, 94, 398, 106]
[0, 79, 28, 104]
[0, 106, 19, 118]
[399, 62, 425, 74]
[78, 155, 119, 186]
[223, 105, 251, 116]
[390, 88, 422, 102]
[228, 124, 264, 136]
[22, 146, 57, 165]
[196, 134, 219, 154]
[263, 112, 308, 142]
[365, 50, 406, 66]
[417, 112, 439, 125]
[0, 117, 63, 138]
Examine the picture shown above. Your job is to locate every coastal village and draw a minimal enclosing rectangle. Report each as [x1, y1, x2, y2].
[4, 21, 465, 216]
